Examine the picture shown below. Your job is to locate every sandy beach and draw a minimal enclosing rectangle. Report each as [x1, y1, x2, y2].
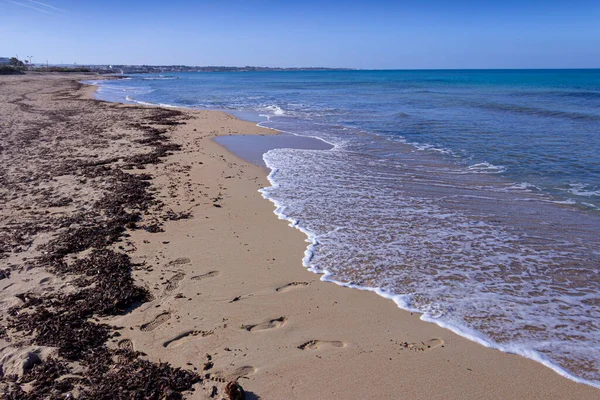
[1, 74, 598, 399]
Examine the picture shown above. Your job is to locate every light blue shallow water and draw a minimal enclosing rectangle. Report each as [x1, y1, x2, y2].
[89, 70, 600, 387]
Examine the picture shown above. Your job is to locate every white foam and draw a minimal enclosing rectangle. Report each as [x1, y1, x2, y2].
[468, 162, 507, 174]
[411, 142, 456, 156]
[125, 96, 155, 106]
[566, 183, 600, 197]
[258, 143, 600, 389]
[262, 105, 286, 116]
[142, 76, 179, 80]
[259, 164, 600, 388]
[507, 182, 541, 191]
[549, 198, 577, 205]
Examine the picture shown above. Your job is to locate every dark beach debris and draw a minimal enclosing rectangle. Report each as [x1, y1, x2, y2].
[125, 120, 183, 167]
[46, 197, 73, 208]
[0, 83, 205, 398]
[79, 348, 201, 400]
[162, 209, 193, 221]
[143, 109, 187, 127]
[51, 249, 150, 316]
[39, 170, 156, 261]
[0, 221, 46, 257]
[2, 357, 75, 400]
[2, 350, 201, 400]
[12, 306, 110, 360]
[225, 381, 246, 400]
[13, 293, 44, 309]
[143, 223, 165, 233]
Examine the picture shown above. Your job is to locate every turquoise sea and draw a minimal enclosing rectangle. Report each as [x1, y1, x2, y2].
[89, 70, 600, 388]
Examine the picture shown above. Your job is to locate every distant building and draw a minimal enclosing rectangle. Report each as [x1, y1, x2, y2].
[0, 57, 11, 65]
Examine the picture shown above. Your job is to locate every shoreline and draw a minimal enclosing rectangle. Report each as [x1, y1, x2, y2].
[1, 74, 598, 399]
[86, 77, 600, 395]
[90, 77, 600, 390]
[223, 117, 600, 391]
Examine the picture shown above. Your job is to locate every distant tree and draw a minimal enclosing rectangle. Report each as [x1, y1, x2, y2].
[9, 57, 25, 68]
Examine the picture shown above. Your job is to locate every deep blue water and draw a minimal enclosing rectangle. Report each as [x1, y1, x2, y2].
[89, 70, 600, 388]
[92, 70, 600, 210]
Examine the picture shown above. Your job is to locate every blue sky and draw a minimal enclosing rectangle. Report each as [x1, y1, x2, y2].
[1, 0, 599, 68]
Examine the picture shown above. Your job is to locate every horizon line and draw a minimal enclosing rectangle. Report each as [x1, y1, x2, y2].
[43, 63, 600, 71]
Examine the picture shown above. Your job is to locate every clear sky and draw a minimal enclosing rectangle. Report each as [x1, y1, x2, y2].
[1, 0, 599, 69]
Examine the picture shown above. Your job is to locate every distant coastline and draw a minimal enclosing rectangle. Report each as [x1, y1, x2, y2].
[81, 65, 356, 74]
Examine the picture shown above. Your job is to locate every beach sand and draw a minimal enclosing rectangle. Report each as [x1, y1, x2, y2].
[1, 74, 598, 399]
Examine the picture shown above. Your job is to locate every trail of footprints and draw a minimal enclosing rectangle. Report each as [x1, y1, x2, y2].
[298, 340, 345, 350]
[242, 317, 287, 332]
[209, 366, 256, 383]
[165, 270, 185, 293]
[163, 258, 190, 294]
[163, 329, 214, 349]
[191, 271, 220, 281]
[116, 339, 135, 364]
[118, 339, 134, 351]
[137, 272, 442, 385]
[168, 257, 191, 266]
[399, 338, 445, 352]
[163, 257, 221, 293]
[140, 311, 172, 332]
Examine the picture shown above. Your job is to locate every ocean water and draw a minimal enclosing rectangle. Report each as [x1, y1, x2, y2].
[89, 70, 600, 388]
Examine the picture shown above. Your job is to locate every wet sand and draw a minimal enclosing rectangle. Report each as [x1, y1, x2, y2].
[0, 74, 598, 399]
[214, 133, 333, 167]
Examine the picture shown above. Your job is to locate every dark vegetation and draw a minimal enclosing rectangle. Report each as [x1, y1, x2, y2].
[0, 65, 24, 75]
[0, 58, 26, 75]
[0, 57, 91, 74]
[0, 88, 207, 398]
[32, 67, 92, 73]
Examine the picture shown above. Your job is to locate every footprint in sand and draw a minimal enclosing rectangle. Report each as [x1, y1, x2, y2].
[191, 271, 220, 281]
[168, 257, 191, 266]
[242, 317, 286, 332]
[140, 311, 172, 332]
[275, 282, 310, 293]
[116, 339, 135, 364]
[162, 329, 214, 349]
[297, 340, 345, 350]
[211, 366, 256, 382]
[400, 338, 444, 352]
[164, 271, 185, 293]
[118, 339, 134, 351]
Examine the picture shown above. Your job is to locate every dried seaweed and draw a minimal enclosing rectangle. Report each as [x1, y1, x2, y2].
[0, 78, 202, 399]
[163, 210, 193, 221]
[1, 358, 74, 400]
[57, 250, 150, 316]
[80, 348, 201, 400]
[225, 381, 246, 400]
